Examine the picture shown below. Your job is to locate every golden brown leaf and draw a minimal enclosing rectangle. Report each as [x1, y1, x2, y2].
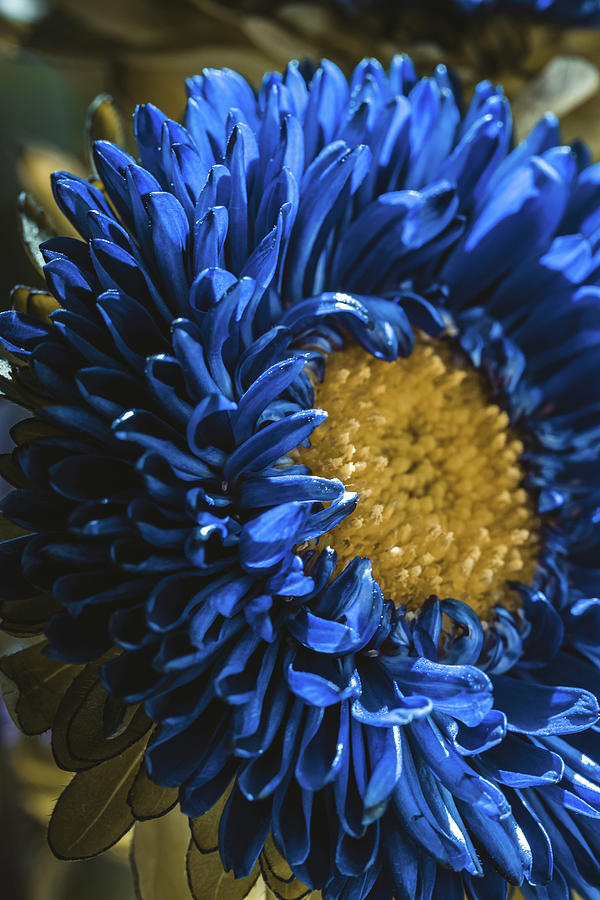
[17, 145, 86, 239]
[260, 835, 311, 900]
[52, 651, 120, 771]
[511, 894, 583, 900]
[189, 783, 232, 853]
[86, 93, 126, 169]
[0, 359, 43, 408]
[128, 757, 178, 821]
[65, 677, 151, 766]
[11, 417, 62, 445]
[0, 509, 28, 539]
[0, 587, 60, 637]
[48, 735, 145, 859]
[130, 809, 192, 900]
[0, 453, 30, 490]
[11, 284, 61, 323]
[187, 838, 261, 900]
[0, 640, 82, 734]
[264, 889, 320, 900]
[16, 192, 57, 276]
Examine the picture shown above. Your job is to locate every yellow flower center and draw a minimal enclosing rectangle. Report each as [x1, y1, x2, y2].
[297, 337, 540, 619]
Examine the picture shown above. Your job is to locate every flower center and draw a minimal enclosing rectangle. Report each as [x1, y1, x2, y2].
[297, 337, 541, 618]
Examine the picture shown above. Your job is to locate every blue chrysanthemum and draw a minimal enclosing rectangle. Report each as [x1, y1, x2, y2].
[2, 57, 600, 900]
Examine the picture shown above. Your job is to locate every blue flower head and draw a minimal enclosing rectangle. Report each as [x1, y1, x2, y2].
[2, 57, 600, 900]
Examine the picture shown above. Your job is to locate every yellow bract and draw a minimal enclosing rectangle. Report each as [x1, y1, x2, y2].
[297, 337, 540, 620]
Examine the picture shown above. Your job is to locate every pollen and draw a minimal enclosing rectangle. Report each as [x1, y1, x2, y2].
[297, 337, 541, 619]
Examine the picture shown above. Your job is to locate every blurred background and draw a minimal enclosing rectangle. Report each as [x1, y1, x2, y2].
[1, 1, 600, 897]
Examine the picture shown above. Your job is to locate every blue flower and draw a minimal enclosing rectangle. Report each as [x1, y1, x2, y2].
[1, 56, 600, 900]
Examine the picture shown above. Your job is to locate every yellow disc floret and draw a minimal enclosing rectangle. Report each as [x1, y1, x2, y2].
[296, 336, 540, 619]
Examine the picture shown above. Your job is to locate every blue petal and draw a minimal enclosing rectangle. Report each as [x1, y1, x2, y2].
[238, 502, 309, 571]
[286, 648, 361, 706]
[492, 675, 599, 735]
[223, 408, 327, 483]
[383, 656, 493, 726]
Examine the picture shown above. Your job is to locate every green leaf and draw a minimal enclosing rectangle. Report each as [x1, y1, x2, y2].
[186, 838, 261, 900]
[128, 757, 178, 821]
[260, 835, 312, 900]
[48, 736, 144, 859]
[0, 641, 82, 734]
[130, 810, 192, 900]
